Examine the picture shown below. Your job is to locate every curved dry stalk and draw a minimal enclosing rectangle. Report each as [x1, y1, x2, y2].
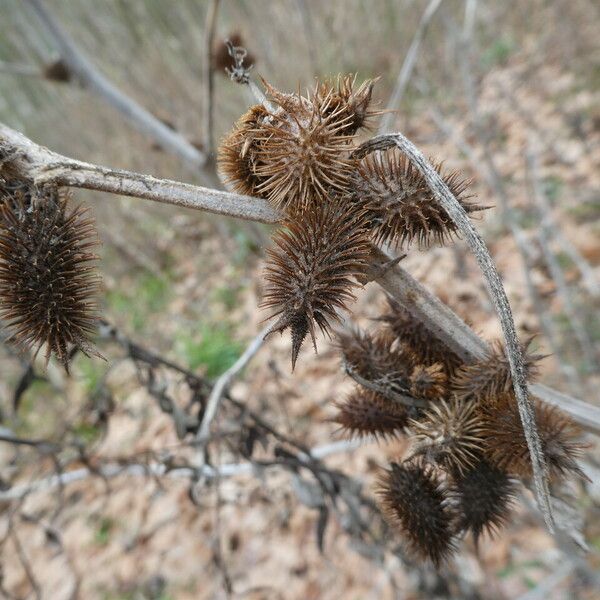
[428, 107, 586, 393]
[352, 133, 554, 531]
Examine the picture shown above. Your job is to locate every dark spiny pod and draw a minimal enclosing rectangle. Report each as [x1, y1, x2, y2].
[332, 388, 408, 441]
[379, 297, 463, 376]
[452, 340, 543, 404]
[452, 459, 517, 545]
[351, 147, 483, 248]
[261, 200, 370, 369]
[0, 188, 101, 369]
[377, 461, 456, 566]
[312, 74, 380, 135]
[409, 363, 448, 400]
[338, 328, 409, 391]
[43, 59, 71, 83]
[409, 399, 485, 474]
[217, 104, 271, 197]
[481, 395, 587, 481]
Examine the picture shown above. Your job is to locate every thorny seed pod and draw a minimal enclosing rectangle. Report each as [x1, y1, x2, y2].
[332, 388, 408, 441]
[217, 104, 271, 197]
[250, 80, 357, 215]
[338, 328, 408, 391]
[312, 74, 380, 135]
[43, 58, 71, 83]
[452, 459, 517, 545]
[409, 399, 485, 474]
[351, 147, 482, 248]
[379, 297, 463, 376]
[409, 363, 447, 400]
[377, 461, 456, 565]
[0, 188, 101, 369]
[261, 199, 370, 369]
[452, 340, 543, 404]
[481, 395, 586, 481]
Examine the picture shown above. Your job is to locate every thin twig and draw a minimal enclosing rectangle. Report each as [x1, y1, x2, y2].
[24, 0, 207, 170]
[0, 438, 367, 502]
[343, 362, 428, 409]
[527, 147, 597, 372]
[295, 0, 319, 76]
[196, 323, 272, 446]
[378, 0, 443, 134]
[203, 0, 220, 158]
[353, 133, 554, 531]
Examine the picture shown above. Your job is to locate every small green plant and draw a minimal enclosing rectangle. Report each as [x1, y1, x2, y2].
[94, 517, 114, 546]
[72, 421, 102, 444]
[106, 273, 171, 332]
[176, 323, 243, 377]
[481, 36, 514, 68]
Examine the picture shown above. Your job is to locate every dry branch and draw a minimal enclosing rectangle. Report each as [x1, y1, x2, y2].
[1, 122, 597, 438]
[196, 323, 272, 447]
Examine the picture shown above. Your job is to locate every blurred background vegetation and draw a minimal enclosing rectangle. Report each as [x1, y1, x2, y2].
[0, 1, 598, 598]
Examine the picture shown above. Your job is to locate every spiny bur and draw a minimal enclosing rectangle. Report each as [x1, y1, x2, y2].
[452, 459, 517, 545]
[333, 387, 408, 441]
[377, 461, 456, 565]
[218, 75, 380, 216]
[409, 363, 448, 400]
[452, 339, 543, 403]
[351, 147, 482, 248]
[338, 328, 408, 392]
[312, 75, 380, 135]
[0, 188, 101, 369]
[251, 80, 357, 214]
[261, 199, 370, 369]
[379, 297, 463, 376]
[217, 104, 271, 197]
[481, 394, 586, 481]
[409, 399, 485, 474]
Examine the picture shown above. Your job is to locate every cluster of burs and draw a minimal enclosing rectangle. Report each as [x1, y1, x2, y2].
[218, 74, 585, 564]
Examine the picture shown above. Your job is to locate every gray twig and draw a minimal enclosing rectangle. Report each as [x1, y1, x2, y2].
[378, 0, 443, 134]
[0, 438, 367, 502]
[196, 323, 272, 448]
[527, 147, 597, 372]
[203, 0, 221, 158]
